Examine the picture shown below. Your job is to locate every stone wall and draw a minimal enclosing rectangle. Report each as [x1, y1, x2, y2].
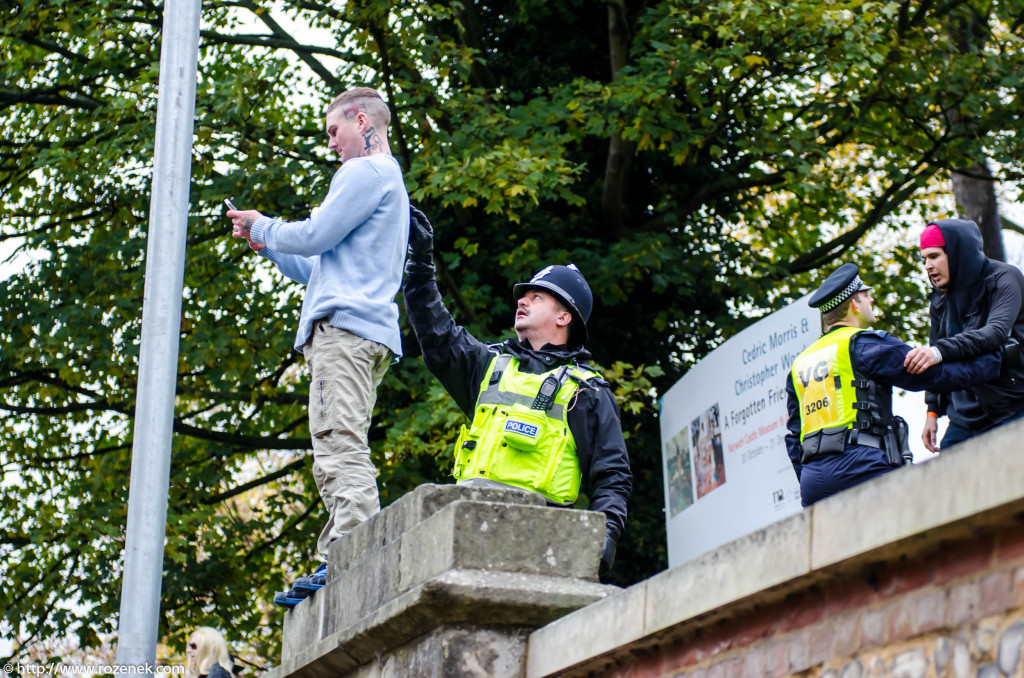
[554, 525, 1024, 677]
[527, 419, 1024, 678]
[265, 420, 1024, 678]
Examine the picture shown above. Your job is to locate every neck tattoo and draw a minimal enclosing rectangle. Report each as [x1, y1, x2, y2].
[362, 126, 385, 155]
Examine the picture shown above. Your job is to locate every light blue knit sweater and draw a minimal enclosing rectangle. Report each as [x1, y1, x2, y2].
[250, 154, 409, 356]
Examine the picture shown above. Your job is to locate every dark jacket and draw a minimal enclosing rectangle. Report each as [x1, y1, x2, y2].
[924, 219, 1024, 427]
[202, 666, 233, 678]
[785, 327, 1000, 506]
[403, 266, 632, 542]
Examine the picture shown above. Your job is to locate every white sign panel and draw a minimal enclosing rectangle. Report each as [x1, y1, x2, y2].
[660, 295, 820, 568]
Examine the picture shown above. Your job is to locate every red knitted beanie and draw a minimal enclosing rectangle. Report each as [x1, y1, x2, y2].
[919, 223, 945, 249]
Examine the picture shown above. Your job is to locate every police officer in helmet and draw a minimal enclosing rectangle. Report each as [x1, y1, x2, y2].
[403, 207, 632, 575]
[784, 263, 1000, 506]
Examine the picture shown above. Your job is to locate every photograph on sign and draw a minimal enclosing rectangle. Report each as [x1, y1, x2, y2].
[664, 427, 694, 517]
[692, 403, 726, 499]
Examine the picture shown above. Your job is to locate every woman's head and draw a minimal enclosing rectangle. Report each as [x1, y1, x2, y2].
[186, 627, 233, 678]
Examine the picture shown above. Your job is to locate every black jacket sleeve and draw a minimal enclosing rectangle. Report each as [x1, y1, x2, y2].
[934, 267, 1023, 361]
[925, 298, 948, 416]
[403, 266, 495, 417]
[853, 331, 1001, 392]
[784, 373, 802, 480]
[566, 384, 631, 542]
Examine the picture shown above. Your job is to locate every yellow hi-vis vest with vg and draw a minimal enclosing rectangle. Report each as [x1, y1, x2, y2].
[791, 326, 865, 442]
[453, 353, 598, 504]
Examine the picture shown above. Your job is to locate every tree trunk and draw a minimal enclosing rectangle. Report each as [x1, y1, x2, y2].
[952, 161, 1005, 261]
[601, 0, 633, 241]
[945, 8, 1005, 262]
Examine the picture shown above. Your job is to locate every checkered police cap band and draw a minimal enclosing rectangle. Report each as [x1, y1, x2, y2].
[818, 275, 864, 312]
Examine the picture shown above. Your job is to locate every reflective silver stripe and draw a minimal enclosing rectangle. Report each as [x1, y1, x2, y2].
[477, 389, 565, 420]
[478, 354, 514, 401]
[476, 354, 590, 422]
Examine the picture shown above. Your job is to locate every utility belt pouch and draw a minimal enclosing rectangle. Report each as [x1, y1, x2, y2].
[882, 425, 902, 467]
[1002, 338, 1021, 375]
[501, 404, 547, 452]
[800, 425, 847, 463]
[881, 417, 912, 467]
[894, 415, 913, 465]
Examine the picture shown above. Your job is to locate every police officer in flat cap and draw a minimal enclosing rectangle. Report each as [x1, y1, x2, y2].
[784, 263, 1001, 506]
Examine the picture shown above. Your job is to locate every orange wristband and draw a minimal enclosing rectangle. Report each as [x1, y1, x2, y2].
[927, 412, 939, 418]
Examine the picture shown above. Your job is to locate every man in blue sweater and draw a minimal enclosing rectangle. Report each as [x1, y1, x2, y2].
[229, 87, 409, 607]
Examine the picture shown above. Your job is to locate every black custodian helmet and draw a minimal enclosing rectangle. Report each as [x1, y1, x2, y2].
[513, 264, 593, 345]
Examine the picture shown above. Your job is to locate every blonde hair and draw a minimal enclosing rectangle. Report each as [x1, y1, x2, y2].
[326, 87, 391, 127]
[187, 627, 233, 678]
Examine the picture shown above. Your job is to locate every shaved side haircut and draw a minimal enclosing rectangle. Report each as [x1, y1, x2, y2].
[327, 87, 391, 127]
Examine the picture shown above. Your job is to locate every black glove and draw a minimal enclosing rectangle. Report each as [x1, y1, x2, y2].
[599, 533, 617, 577]
[407, 206, 434, 263]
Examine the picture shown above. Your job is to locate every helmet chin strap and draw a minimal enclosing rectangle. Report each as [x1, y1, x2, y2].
[518, 325, 570, 348]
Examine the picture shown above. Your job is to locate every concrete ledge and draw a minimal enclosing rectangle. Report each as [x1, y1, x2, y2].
[329, 483, 547, 577]
[275, 569, 616, 678]
[344, 625, 531, 678]
[526, 418, 1024, 678]
[811, 419, 1024, 570]
[272, 484, 615, 678]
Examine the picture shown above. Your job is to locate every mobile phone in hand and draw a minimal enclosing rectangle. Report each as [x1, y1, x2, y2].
[224, 198, 237, 211]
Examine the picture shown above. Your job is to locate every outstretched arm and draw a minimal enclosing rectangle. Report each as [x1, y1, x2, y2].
[855, 332, 1000, 393]
[932, 269, 1021, 361]
[249, 163, 382, 257]
[403, 207, 494, 416]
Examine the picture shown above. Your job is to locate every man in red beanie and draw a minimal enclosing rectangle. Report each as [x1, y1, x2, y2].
[905, 219, 1024, 451]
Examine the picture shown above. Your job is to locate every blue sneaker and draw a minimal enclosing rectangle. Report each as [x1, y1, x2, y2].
[293, 562, 328, 592]
[273, 587, 312, 608]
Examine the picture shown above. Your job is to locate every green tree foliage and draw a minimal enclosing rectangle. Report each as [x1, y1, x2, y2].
[3, 0, 1024, 664]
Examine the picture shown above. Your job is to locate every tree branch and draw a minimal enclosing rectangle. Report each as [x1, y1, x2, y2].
[786, 169, 937, 274]
[236, 0, 341, 90]
[172, 420, 311, 450]
[1002, 216, 1024, 236]
[451, 4, 498, 90]
[369, 26, 412, 172]
[202, 458, 304, 504]
[0, 90, 103, 112]
[16, 34, 91, 64]
[198, 29, 346, 60]
[600, 0, 634, 241]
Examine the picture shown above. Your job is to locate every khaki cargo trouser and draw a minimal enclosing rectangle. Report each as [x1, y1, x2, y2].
[304, 320, 391, 557]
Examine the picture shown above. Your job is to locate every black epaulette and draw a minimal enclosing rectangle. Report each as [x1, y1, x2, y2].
[864, 329, 889, 340]
[571, 363, 609, 388]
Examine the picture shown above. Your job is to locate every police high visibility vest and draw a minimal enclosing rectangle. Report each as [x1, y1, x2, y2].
[453, 353, 599, 504]
[791, 326, 866, 441]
